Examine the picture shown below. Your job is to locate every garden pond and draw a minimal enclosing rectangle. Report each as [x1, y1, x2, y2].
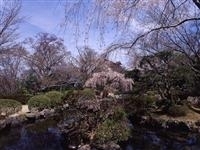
[0, 110, 200, 150]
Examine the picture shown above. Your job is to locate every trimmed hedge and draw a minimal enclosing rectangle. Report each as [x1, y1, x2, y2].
[28, 91, 64, 111]
[28, 95, 51, 111]
[0, 99, 22, 115]
[45, 91, 63, 106]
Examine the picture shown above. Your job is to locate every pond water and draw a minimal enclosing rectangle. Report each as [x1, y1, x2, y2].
[0, 117, 66, 150]
[0, 114, 200, 150]
[122, 127, 200, 150]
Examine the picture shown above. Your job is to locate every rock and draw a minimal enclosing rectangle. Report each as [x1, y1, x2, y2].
[161, 121, 167, 128]
[68, 145, 77, 149]
[96, 142, 121, 150]
[58, 118, 80, 135]
[9, 113, 20, 118]
[40, 109, 55, 118]
[77, 98, 101, 112]
[140, 116, 150, 124]
[55, 107, 63, 113]
[107, 142, 121, 150]
[40, 110, 45, 117]
[63, 104, 69, 109]
[25, 113, 36, 118]
[25, 112, 37, 122]
[187, 96, 200, 105]
[108, 93, 115, 98]
[20, 105, 30, 114]
[0, 119, 7, 130]
[166, 120, 190, 131]
[78, 144, 91, 150]
[1, 112, 6, 117]
[7, 115, 26, 127]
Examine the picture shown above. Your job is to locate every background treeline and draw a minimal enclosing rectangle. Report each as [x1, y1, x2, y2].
[0, 1, 199, 114]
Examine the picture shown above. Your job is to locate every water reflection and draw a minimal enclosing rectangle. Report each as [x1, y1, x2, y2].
[0, 118, 66, 150]
[122, 128, 200, 150]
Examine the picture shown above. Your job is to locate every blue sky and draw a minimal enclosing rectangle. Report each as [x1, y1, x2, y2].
[5, 0, 199, 67]
[19, 1, 70, 45]
[17, 0, 132, 66]
[19, 1, 113, 50]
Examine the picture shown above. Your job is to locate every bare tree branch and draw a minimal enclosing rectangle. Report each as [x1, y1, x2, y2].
[0, 1, 22, 49]
[128, 17, 200, 48]
[193, 0, 200, 9]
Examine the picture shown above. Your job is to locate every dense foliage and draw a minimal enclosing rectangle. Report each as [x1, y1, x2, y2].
[125, 50, 199, 115]
[28, 91, 64, 110]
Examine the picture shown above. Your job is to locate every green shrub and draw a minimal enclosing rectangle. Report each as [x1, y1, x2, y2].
[130, 94, 156, 108]
[62, 90, 74, 99]
[142, 94, 157, 106]
[146, 91, 158, 96]
[95, 119, 131, 144]
[63, 89, 95, 105]
[45, 91, 63, 106]
[0, 99, 22, 115]
[28, 95, 51, 111]
[80, 88, 95, 99]
[62, 90, 81, 105]
[112, 106, 127, 121]
[73, 90, 79, 95]
[168, 105, 188, 117]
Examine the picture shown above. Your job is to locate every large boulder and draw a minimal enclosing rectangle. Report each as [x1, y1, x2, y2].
[0, 119, 7, 130]
[95, 142, 121, 150]
[187, 96, 200, 106]
[78, 144, 91, 150]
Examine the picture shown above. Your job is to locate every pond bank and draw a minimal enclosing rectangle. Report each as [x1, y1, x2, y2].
[131, 109, 200, 133]
[1, 114, 200, 150]
[0, 104, 69, 132]
[1, 102, 200, 149]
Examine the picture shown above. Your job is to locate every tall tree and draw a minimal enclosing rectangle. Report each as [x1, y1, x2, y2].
[0, 0, 22, 49]
[0, 0, 24, 97]
[0, 44, 26, 97]
[75, 47, 106, 83]
[25, 33, 70, 87]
